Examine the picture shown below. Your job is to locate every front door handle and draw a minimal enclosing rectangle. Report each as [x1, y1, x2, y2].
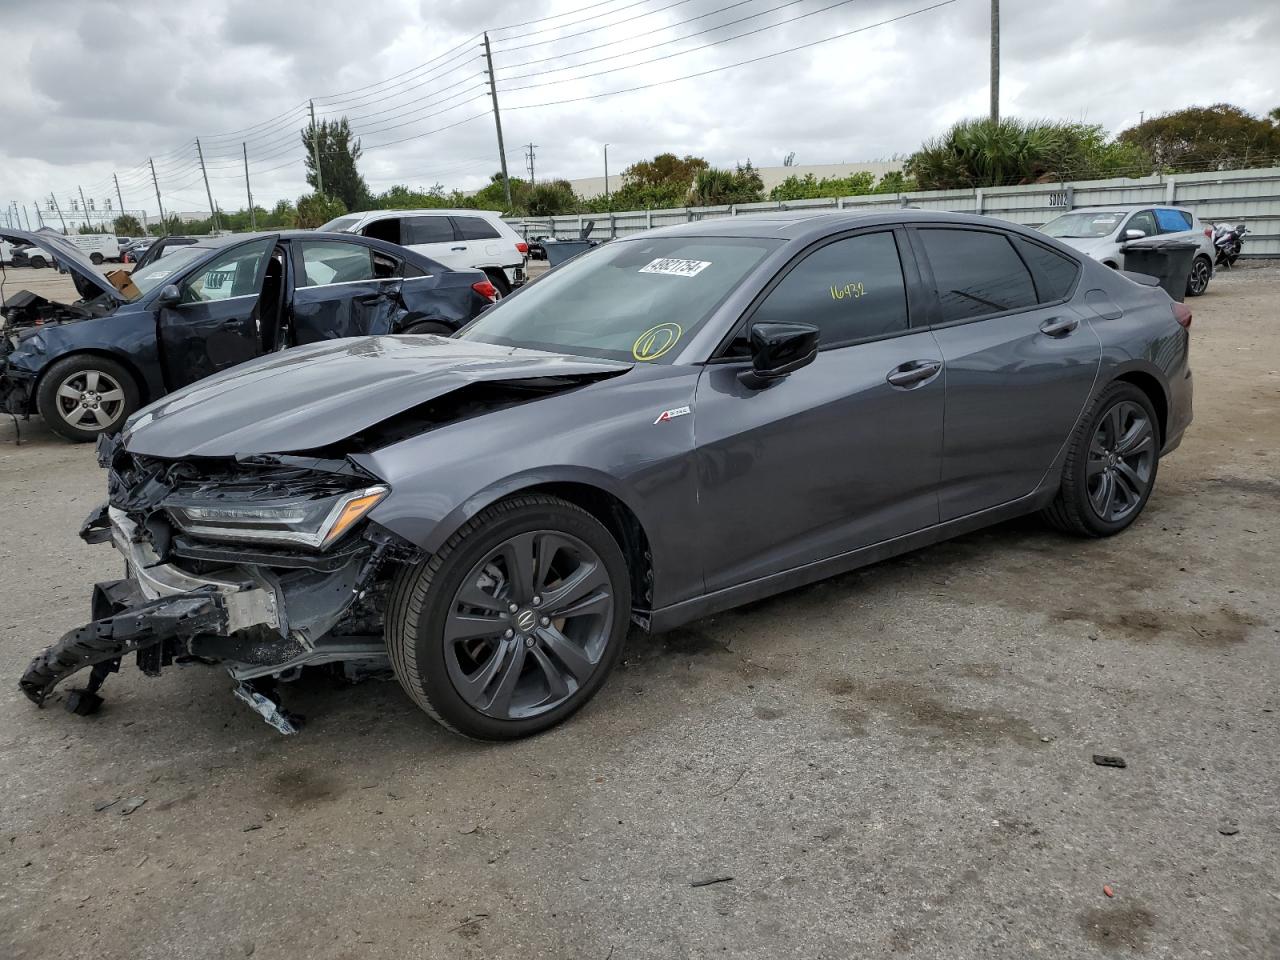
[886, 359, 942, 388]
[1040, 316, 1079, 337]
[450, 245, 468, 251]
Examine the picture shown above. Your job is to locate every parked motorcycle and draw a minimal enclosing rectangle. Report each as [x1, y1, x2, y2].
[1212, 222, 1248, 268]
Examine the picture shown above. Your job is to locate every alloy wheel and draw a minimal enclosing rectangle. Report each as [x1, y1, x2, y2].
[443, 530, 614, 720]
[54, 369, 126, 430]
[1188, 258, 1210, 295]
[1087, 400, 1155, 523]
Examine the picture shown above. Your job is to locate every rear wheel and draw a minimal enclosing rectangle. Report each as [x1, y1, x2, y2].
[386, 495, 631, 740]
[1042, 382, 1160, 537]
[1186, 255, 1211, 296]
[89, 252, 105, 266]
[36, 355, 140, 442]
[29, 254, 48, 269]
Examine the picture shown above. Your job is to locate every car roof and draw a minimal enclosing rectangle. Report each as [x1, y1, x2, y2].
[177, 229, 455, 272]
[349, 208, 505, 220]
[637, 209, 1059, 243]
[1051, 204, 1193, 214]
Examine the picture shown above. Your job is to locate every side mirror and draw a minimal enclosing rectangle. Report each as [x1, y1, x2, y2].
[739, 322, 820, 390]
[157, 283, 181, 305]
[1122, 228, 1146, 241]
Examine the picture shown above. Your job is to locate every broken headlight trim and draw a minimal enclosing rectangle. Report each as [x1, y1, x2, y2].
[165, 485, 389, 550]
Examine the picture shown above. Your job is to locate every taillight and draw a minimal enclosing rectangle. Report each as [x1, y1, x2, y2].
[472, 279, 498, 302]
[516, 241, 529, 255]
[1171, 302, 1192, 329]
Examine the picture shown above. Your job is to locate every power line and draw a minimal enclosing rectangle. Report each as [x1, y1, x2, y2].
[493, 0, 696, 53]
[505, 0, 957, 106]
[499, 0, 875, 89]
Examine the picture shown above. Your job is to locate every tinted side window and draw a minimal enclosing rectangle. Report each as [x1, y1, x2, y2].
[362, 218, 401, 245]
[403, 216, 456, 245]
[751, 232, 908, 346]
[452, 216, 501, 241]
[298, 241, 373, 287]
[918, 229, 1037, 322]
[1012, 237, 1079, 303]
[1155, 208, 1193, 232]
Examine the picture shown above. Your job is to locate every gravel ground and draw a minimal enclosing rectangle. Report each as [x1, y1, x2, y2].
[1, 266, 1277, 959]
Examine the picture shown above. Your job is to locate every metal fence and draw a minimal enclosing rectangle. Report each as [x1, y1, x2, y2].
[508, 166, 1280, 256]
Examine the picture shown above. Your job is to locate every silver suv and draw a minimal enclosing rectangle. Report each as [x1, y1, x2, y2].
[1039, 204, 1215, 296]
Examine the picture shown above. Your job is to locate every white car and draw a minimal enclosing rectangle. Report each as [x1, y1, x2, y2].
[1039, 204, 1216, 296]
[318, 209, 528, 295]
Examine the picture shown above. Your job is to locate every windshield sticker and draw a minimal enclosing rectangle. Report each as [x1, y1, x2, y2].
[639, 258, 711, 278]
[632, 322, 683, 361]
[830, 281, 865, 301]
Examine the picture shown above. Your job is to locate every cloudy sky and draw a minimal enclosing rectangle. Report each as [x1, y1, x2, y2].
[2, 0, 1278, 226]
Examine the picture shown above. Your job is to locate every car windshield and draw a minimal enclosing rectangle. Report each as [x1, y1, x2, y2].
[458, 236, 778, 363]
[127, 248, 208, 299]
[318, 216, 361, 233]
[1041, 211, 1124, 238]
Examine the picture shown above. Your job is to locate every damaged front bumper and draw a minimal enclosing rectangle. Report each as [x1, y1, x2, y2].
[19, 500, 410, 730]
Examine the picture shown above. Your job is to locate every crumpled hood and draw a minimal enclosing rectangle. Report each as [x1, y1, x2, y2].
[122, 335, 633, 458]
[0, 228, 124, 303]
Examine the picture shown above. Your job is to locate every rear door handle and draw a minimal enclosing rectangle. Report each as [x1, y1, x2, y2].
[886, 359, 942, 388]
[1040, 316, 1079, 337]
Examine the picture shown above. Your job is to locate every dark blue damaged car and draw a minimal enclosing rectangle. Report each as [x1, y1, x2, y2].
[0, 228, 497, 441]
[19, 211, 1192, 740]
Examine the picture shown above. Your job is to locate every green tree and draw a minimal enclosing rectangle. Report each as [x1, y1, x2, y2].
[112, 214, 144, 236]
[770, 171, 877, 201]
[147, 214, 185, 236]
[1117, 104, 1280, 171]
[906, 117, 1153, 190]
[606, 153, 710, 210]
[301, 117, 372, 211]
[687, 161, 765, 205]
[295, 193, 347, 229]
[526, 179, 579, 216]
[374, 183, 456, 210]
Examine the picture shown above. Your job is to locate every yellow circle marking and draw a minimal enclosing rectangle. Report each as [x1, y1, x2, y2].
[632, 322, 682, 361]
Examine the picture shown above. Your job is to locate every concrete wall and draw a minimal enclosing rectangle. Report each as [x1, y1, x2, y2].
[510, 166, 1280, 257]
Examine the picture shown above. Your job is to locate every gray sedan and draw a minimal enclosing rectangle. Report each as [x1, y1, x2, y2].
[21, 210, 1193, 741]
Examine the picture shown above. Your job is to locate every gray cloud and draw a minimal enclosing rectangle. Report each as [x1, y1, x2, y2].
[2, 0, 1277, 224]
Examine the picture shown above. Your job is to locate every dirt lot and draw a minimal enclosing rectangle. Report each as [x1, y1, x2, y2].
[1, 266, 1277, 959]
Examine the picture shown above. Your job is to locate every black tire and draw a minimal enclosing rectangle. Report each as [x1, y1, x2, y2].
[401, 320, 454, 336]
[1185, 255, 1211, 297]
[386, 494, 631, 740]
[89, 252, 104, 265]
[482, 268, 511, 298]
[1042, 382, 1161, 537]
[36, 354, 140, 442]
[29, 255, 48, 269]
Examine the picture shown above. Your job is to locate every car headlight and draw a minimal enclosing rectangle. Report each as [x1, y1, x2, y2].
[165, 485, 389, 550]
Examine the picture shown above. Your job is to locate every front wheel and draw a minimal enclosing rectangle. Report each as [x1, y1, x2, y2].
[386, 495, 631, 740]
[36, 355, 140, 442]
[1185, 255, 1211, 296]
[29, 254, 48, 269]
[1042, 382, 1160, 537]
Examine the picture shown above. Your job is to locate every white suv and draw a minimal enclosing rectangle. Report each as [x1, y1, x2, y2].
[319, 209, 528, 295]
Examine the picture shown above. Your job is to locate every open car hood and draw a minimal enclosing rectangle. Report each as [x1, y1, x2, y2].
[122, 336, 633, 458]
[0, 228, 124, 303]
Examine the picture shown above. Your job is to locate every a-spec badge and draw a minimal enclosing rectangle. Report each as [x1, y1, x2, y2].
[653, 405, 691, 425]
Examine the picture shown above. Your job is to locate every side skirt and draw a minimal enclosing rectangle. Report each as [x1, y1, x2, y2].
[647, 486, 1056, 634]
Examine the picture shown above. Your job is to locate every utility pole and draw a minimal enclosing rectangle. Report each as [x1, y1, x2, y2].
[308, 100, 325, 196]
[194, 138, 220, 232]
[603, 144, 610, 205]
[989, 0, 1000, 124]
[20, 202, 31, 230]
[50, 193, 67, 233]
[148, 157, 167, 235]
[482, 32, 513, 209]
[78, 185, 93, 232]
[33, 202, 44, 228]
[113, 173, 125, 228]
[525, 143, 537, 185]
[243, 143, 256, 231]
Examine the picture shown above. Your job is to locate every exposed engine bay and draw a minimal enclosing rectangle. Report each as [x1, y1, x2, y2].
[19, 435, 423, 733]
